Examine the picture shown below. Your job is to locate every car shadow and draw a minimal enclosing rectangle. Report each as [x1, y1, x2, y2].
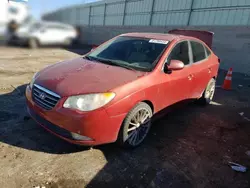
[85, 101, 198, 188]
[85, 87, 250, 188]
[0, 84, 90, 154]
[1, 81, 250, 187]
[0, 83, 196, 156]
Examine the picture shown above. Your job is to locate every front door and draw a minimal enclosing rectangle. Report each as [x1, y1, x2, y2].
[158, 41, 194, 109]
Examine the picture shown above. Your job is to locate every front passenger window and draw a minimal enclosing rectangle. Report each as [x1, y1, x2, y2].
[168, 41, 190, 65]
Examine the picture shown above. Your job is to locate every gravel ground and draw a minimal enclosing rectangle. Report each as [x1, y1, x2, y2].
[0, 46, 250, 188]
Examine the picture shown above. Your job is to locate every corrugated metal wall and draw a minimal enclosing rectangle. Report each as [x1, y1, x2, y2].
[43, 0, 250, 26]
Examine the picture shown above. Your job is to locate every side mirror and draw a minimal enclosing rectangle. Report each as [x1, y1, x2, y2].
[165, 60, 184, 73]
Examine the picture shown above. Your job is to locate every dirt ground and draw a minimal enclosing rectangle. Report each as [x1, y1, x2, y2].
[0, 46, 250, 188]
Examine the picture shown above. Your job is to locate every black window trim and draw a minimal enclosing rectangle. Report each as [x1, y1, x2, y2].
[189, 39, 209, 65]
[161, 39, 193, 72]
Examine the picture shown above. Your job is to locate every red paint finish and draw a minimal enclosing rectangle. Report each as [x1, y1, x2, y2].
[168, 60, 185, 71]
[26, 32, 219, 146]
[35, 58, 145, 97]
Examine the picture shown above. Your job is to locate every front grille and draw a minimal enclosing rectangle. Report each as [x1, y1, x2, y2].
[32, 84, 61, 110]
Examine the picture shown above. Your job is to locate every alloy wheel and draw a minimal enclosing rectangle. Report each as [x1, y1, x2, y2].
[205, 80, 215, 101]
[126, 108, 152, 146]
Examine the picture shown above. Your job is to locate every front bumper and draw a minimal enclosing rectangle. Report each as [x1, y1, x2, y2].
[26, 86, 125, 146]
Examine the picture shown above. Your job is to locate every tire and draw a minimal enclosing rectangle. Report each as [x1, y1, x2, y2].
[198, 78, 216, 105]
[28, 38, 38, 49]
[117, 102, 153, 148]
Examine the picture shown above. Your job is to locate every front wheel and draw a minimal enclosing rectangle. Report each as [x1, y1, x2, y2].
[117, 102, 153, 148]
[198, 78, 216, 105]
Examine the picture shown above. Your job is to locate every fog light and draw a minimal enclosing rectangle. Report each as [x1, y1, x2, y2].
[71, 132, 93, 141]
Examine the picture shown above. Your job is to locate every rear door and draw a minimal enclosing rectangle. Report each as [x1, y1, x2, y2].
[189, 40, 212, 98]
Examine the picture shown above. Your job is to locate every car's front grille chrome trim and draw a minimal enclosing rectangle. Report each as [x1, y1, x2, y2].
[32, 84, 61, 110]
[34, 84, 61, 98]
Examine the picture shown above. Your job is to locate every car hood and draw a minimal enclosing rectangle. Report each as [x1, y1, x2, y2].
[35, 57, 146, 97]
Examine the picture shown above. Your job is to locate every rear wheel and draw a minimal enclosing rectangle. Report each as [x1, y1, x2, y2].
[118, 102, 153, 148]
[198, 78, 216, 105]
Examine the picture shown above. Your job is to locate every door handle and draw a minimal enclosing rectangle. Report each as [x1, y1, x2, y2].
[188, 74, 193, 80]
[208, 68, 212, 73]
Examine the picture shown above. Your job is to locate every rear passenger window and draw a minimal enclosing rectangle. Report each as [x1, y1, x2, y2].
[168, 41, 190, 65]
[191, 41, 206, 63]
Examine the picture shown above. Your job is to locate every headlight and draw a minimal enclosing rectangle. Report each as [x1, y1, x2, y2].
[63, 93, 115, 111]
[29, 72, 37, 89]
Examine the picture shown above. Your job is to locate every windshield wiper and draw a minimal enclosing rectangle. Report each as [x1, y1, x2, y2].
[83, 55, 94, 61]
[117, 63, 137, 71]
[84, 56, 136, 71]
[95, 58, 136, 71]
[83, 56, 104, 64]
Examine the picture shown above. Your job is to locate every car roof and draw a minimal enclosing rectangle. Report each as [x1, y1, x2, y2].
[120, 32, 196, 42]
[39, 21, 74, 28]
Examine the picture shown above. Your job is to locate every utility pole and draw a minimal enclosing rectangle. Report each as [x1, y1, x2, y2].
[187, 0, 194, 26]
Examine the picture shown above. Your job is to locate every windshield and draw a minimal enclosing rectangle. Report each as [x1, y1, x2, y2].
[87, 36, 169, 72]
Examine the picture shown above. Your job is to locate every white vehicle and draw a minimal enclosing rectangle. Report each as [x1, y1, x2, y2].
[0, 0, 29, 36]
[12, 21, 78, 48]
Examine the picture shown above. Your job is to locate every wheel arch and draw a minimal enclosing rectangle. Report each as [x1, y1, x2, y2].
[142, 100, 154, 114]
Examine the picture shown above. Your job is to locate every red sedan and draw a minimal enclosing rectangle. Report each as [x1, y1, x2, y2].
[26, 30, 220, 147]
